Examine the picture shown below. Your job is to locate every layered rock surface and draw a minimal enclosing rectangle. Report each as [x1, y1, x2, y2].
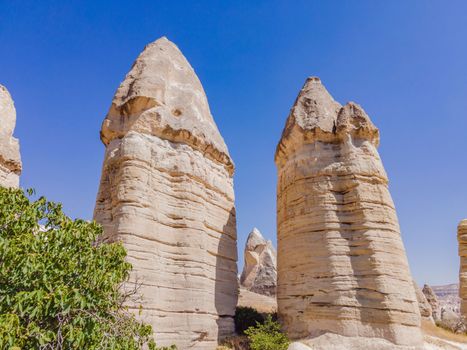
[94, 37, 238, 349]
[458, 220, 467, 318]
[0, 85, 21, 187]
[275, 77, 422, 346]
[240, 228, 277, 296]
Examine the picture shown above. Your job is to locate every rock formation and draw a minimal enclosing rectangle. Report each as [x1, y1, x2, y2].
[275, 77, 422, 346]
[0, 85, 21, 188]
[94, 37, 238, 349]
[423, 284, 440, 320]
[458, 219, 467, 318]
[413, 281, 433, 321]
[240, 228, 277, 296]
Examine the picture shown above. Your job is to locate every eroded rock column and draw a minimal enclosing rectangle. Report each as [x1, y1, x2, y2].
[458, 219, 467, 318]
[275, 77, 422, 346]
[94, 37, 238, 349]
[0, 85, 21, 188]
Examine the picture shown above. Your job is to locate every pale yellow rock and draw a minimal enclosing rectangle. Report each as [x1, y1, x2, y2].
[458, 219, 467, 317]
[94, 37, 238, 349]
[288, 334, 467, 350]
[0, 85, 21, 188]
[275, 77, 422, 346]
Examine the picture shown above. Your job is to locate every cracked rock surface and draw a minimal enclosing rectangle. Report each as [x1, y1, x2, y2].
[275, 77, 422, 346]
[94, 37, 238, 349]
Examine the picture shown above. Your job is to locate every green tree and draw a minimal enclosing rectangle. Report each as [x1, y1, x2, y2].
[245, 315, 289, 350]
[0, 187, 169, 349]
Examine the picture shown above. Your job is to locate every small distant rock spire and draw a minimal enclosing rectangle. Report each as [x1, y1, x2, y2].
[240, 228, 277, 296]
[0, 85, 22, 188]
[422, 284, 440, 320]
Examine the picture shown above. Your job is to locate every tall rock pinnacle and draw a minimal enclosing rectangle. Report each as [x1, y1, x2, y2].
[458, 219, 467, 317]
[94, 37, 238, 349]
[0, 85, 22, 188]
[275, 77, 422, 346]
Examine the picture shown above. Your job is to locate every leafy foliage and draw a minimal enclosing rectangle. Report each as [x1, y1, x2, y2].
[234, 306, 265, 335]
[244, 315, 289, 350]
[0, 187, 173, 349]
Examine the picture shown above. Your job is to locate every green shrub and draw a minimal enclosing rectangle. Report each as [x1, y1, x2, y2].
[244, 315, 289, 350]
[234, 306, 265, 335]
[0, 187, 174, 350]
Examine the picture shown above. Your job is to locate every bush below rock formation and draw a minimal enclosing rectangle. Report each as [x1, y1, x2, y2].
[0, 187, 169, 350]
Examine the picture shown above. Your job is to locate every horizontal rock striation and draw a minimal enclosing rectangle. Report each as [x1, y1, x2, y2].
[94, 37, 238, 349]
[240, 228, 277, 296]
[0, 85, 21, 188]
[458, 219, 467, 318]
[275, 77, 422, 346]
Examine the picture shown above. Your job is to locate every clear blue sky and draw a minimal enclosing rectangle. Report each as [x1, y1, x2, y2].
[1, 1, 466, 286]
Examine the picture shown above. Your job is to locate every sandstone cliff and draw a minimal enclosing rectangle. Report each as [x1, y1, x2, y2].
[275, 77, 422, 346]
[0, 85, 21, 188]
[240, 228, 277, 296]
[94, 37, 238, 349]
[458, 220, 467, 318]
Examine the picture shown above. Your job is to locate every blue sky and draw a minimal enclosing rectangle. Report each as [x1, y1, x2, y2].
[1, 1, 466, 285]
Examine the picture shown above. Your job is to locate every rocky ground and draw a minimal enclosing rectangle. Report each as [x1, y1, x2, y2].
[432, 284, 461, 315]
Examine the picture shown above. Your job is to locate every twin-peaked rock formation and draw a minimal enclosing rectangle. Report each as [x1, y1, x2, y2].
[94, 37, 238, 349]
[275, 77, 422, 346]
[458, 219, 467, 318]
[240, 228, 277, 296]
[0, 85, 21, 188]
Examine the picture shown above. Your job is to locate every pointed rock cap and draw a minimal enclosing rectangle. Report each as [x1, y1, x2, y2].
[101, 37, 233, 175]
[459, 219, 467, 229]
[286, 77, 342, 133]
[0, 85, 22, 179]
[275, 77, 379, 165]
[246, 228, 267, 251]
[336, 102, 379, 144]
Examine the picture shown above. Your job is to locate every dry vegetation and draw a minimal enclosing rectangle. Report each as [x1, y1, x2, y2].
[422, 319, 467, 344]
